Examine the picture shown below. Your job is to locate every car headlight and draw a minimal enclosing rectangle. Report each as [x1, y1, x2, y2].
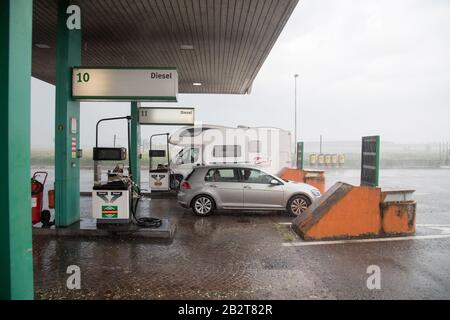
[311, 189, 321, 197]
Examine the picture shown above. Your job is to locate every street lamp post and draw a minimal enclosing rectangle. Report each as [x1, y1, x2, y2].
[294, 74, 299, 167]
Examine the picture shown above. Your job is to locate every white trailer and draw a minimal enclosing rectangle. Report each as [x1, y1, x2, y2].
[168, 125, 292, 181]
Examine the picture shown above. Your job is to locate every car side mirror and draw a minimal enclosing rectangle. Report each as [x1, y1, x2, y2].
[270, 179, 281, 186]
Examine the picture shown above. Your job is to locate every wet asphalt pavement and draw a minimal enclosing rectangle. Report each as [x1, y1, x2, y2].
[33, 169, 450, 299]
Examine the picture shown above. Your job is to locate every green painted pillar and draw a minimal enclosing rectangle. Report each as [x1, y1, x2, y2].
[0, 0, 34, 299]
[130, 102, 141, 187]
[55, 0, 81, 226]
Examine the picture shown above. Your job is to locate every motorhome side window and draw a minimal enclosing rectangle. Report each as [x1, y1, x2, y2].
[213, 145, 241, 158]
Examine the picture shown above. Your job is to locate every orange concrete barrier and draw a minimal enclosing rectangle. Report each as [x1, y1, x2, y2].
[277, 168, 325, 194]
[292, 182, 416, 241]
[381, 202, 416, 235]
[381, 190, 416, 236]
[278, 168, 305, 182]
[303, 170, 325, 194]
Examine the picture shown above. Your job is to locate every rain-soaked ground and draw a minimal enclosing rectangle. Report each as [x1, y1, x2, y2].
[33, 168, 450, 299]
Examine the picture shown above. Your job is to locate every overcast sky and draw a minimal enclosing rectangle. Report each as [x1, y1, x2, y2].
[31, 0, 450, 149]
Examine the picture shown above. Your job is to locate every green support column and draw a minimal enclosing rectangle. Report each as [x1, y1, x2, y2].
[55, 0, 81, 226]
[0, 0, 34, 299]
[130, 102, 141, 187]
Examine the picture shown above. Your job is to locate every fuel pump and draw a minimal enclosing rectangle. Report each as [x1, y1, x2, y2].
[149, 133, 170, 191]
[149, 133, 182, 191]
[92, 116, 161, 228]
[92, 116, 132, 224]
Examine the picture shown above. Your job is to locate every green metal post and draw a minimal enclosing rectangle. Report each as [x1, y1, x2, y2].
[0, 0, 34, 299]
[131, 102, 141, 187]
[55, 0, 82, 226]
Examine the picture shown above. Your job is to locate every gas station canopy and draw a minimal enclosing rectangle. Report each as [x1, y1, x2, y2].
[32, 0, 299, 94]
[1, 0, 302, 300]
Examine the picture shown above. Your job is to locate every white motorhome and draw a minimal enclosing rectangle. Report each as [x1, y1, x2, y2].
[168, 125, 292, 180]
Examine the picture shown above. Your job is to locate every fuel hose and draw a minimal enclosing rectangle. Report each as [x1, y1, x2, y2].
[130, 184, 162, 228]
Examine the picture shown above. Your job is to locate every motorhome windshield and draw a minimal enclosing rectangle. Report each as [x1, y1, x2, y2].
[175, 147, 200, 164]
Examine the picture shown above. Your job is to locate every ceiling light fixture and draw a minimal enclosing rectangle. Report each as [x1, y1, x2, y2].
[193, 82, 202, 86]
[35, 43, 51, 49]
[181, 44, 194, 50]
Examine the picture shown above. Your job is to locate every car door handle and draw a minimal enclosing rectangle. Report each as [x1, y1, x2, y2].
[209, 184, 218, 188]
[243, 185, 252, 189]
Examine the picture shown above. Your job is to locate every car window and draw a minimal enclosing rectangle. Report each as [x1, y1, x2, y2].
[205, 168, 239, 182]
[240, 168, 274, 184]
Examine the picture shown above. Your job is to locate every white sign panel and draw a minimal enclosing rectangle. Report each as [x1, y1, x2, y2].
[139, 107, 194, 125]
[72, 67, 178, 101]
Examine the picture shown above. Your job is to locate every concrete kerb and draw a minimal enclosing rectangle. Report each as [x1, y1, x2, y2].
[32, 218, 176, 240]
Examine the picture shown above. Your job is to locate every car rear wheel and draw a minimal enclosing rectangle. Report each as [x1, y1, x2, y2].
[287, 195, 311, 217]
[192, 195, 215, 216]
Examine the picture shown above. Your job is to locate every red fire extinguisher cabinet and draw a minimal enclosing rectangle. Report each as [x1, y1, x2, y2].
[31, 171, 48, 224]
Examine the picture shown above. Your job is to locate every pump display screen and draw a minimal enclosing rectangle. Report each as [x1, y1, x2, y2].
[93, 147, 127, 161]
[149, 150, 166, 157]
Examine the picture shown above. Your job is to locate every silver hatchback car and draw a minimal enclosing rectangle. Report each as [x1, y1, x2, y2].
[177, 165, 321, 216]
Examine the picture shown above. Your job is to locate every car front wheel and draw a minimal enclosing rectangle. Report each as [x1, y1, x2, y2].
[192, 195, 215, 216]
[287, 195, 311, 217]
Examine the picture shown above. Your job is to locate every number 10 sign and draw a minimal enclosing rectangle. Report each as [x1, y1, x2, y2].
[72, 67, 178, 102]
